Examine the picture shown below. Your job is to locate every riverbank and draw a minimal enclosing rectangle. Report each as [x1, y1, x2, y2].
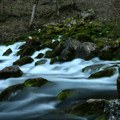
[0, 0, 120, 44]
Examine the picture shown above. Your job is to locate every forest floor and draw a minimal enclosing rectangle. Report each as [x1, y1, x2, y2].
[0, 0, 119, 44]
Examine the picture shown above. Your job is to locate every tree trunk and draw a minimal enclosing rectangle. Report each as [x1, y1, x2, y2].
[56, 0, 60, 16]
[29, 0, 39, 28]
[0, 0, 3, 16]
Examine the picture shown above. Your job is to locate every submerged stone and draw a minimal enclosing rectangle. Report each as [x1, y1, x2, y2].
[0, 78, 48, 101]
[57, 89, 80, 101]
[13, 56, 34, 66]
[3, 48, 12, 56]
[0, 84, 24, 101]
[24, 78, 48, 87]
[35, 59, 47, 66]
[0, 66, 23, 79]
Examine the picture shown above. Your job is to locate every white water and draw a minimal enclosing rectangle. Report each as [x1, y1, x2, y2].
[0, 42, 119, 120]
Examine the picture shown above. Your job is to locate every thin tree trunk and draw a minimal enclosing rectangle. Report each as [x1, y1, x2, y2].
[29, 0, 39, 28]
[0, 0, 3, 16]
[56, 0, 60, 16]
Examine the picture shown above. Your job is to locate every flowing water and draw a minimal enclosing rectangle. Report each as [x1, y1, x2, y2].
[0, 42, 119, 120]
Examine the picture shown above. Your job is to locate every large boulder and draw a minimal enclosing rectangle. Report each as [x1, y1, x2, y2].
[13, 56, 34, 66]
[75, 42, 98, 60]
[53, 38, 81, 61]
[0, 66, 23, 79]
[17, 38, 41, 58]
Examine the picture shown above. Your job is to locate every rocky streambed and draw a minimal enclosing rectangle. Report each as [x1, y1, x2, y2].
[0, 15, 120, 120]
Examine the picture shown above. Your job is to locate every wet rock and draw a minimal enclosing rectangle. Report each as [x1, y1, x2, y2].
[0, 66, 23, 79]
[3, 48, 12, 56]
[45, 51, 54, 58]
[57, 89, 81, 101]
[98, 46, 113, 60]
[75, 42, 98, 60]
[113, 48, 120, 60]
[0, 84, 24, 101]
[17, 46, 36, 58]
[0, 78, 48, 101]
[89, 68, 115, 79]
[24, 78, 48, 87]
[13, 56, 34, 66]
[104, 99, 120, 120]
[35, 59, 47, 66]
[35, 53, 44, 59]
[65, 99, 105, 116]
[54, 38, 81, 61]
[117, 68, 120, 98]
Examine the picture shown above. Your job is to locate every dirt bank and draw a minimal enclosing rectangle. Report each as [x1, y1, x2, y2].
[0, 0, 120, 44]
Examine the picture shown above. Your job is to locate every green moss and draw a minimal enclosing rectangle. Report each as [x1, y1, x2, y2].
[24, 78, 48, 87]
[89, 68, 115, 79]
[57, 89, 80, 101]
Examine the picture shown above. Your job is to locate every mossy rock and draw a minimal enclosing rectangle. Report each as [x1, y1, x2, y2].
[45, 51, 54, 58]
[13, 56, 34, 66]
[113, 48, 120, 60]
[50, 57, 58, 64]
[57, 89, 80, 101]
[24, 78, 48, 87]
[89, 68, 115, 79]
[0, 78, 48, 101]
[65, 99, 105, 116]
[98, 47, 113, 60]
[3, 48, 12, 56]
[35, 59, 47, 66]
[0, 84, 24, 101]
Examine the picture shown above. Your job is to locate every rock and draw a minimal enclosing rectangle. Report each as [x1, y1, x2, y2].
[75, 42, 98, 60]
[65, 99, 105, 116]
[13, 56, 34, 66]
[44, 51, 54, 58]
[113, 48, 120, 60]
[24, 78, 48, 87]
[3, 48, 12, 56]
[117, 68, 120, 98]
[54, 38, 81, 61]
[57, 89, 80, 101]
[82, 64, 105, 73]
[35, 53, 44, 59]
[104, 99, 120, 120]
[89, 68, 115, 79]
[0, 66, 23, 79]
[0, 84, 24, 101]
[98, 46, 113, 60]
[35, 59, 47, 66]
[26, 39, 41, 47]
[17, 46, 36, 58]
[0, 78, 48, 101]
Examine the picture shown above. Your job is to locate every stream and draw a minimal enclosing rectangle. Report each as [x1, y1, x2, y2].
[0, 42, 119, 120]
